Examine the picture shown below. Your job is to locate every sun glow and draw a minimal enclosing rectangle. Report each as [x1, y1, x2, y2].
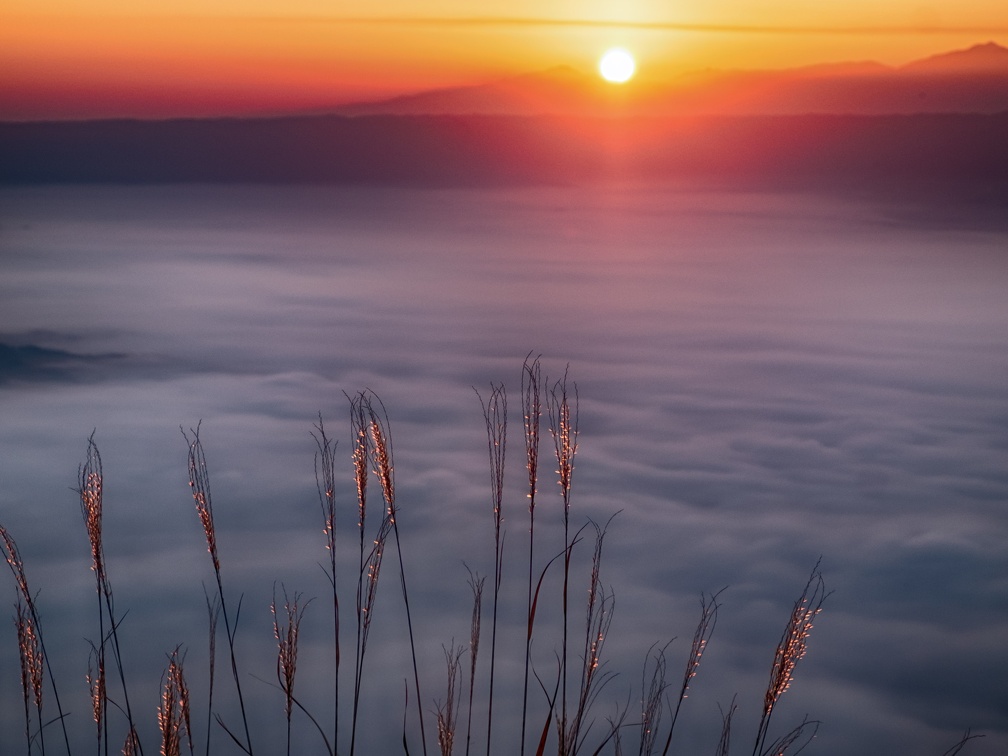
[599, 48, 635, 83]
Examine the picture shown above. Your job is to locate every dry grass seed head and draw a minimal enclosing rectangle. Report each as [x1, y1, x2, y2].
[347, 391, 371, 530]
[465, 566, 485, 663]
[0, 525, 32, 603]
[639, 643, 671, 756]
[158, 647, 191, 756]
[364, 395, 396, 520]
[764, 564, 828, 716]
[122, 727, 139, 756]
[522, 353, 542, 507]
[87, 642, 107, 737]
[182, 424, 219, 571]
[272, 586, 311, 719]
[715, 696, 738, 756]
[477, 383, 507, 529]
[763, 716, 820, 756]
[435, 643, 465, 756]
[312, 414, 338, 552]
[15, 598, 44, 711]
[360, 517, 391, 651]
[546, 369, 579, 512]
[78, 432, 105, 581]
[680, 589, 724, 702]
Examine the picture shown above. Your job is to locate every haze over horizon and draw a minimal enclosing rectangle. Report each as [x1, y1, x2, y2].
[3, 0, 1008, 119]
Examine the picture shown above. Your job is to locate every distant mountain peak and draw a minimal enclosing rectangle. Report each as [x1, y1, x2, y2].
[331, 41, 1008, 119]
[901, 41, 1008, 72]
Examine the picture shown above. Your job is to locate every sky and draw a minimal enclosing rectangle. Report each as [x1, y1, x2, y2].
[3, 0, 1008, 118]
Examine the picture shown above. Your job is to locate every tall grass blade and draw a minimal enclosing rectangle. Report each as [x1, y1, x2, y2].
[547, 366, 579, 751]
[715, 697, 738, 756]
[182, 424, 254, 756]
[365, 391, 429, 756]
[203, 589, 220, 756]
[312, 414, 340, 750]
[753, 559, 829, 756]
[940, 730, 985, 756]
[435, 642, 465, 756]
[1, 524, 72, 755]
[660, 588, 724, 756]
[520, 352, 542, 756]
[78, 434, 143, 756]
[271, 585, 310, 756]
[463, 566, 485, 756]
[476, 382, 506, 756]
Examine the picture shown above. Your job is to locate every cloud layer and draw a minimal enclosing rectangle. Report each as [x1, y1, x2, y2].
[0, 184, 1005, 754]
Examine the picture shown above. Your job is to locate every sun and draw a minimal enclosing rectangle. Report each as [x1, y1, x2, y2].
[598, 48, 636, 84]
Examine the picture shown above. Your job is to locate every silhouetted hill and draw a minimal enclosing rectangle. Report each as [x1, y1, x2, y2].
[332, 42, 1008, 117]
[3, 112, 1007, 208]
[901, 41, 1008, 73]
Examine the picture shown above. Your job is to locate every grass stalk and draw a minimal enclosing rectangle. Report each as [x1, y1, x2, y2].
[435, 642, 465, 756]
[476, 382, 507, 756]
[366, 393, 428, 756]
[79, 434, 143, 756]
[158, 647, 193, 756]
[271, 585, 310, 756]
[546, 367, 579, 753]
[123, 727, 139, 756]
[463, 565, 485, 756]
[660, 588, 724, 756]
[203, 590, 220, 756]
[15, 597, 43, 756]
[86, 640, 107, 756]
[182, 424, 254, 756]
[347, 391, 373, 756]
[566, 518, 617, 755]
[753, 559, 829, 756]
[638, 643, 671, 756]
[761, 716, 820, 756]
[312, 414, 340, 750]
[520, 353, 542, 756]
[715, 696, 738, 756]
[1, 524, 72, 755]
[941, 730, 985, 756]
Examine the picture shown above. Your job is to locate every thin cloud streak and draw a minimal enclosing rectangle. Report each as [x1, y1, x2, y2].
[325, 16, 1008, 36]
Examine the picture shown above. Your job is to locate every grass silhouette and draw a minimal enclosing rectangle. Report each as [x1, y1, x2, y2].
[0, 359, 986, 756]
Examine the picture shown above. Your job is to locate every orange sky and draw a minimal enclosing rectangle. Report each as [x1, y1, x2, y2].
[3, 1, 1008, 119]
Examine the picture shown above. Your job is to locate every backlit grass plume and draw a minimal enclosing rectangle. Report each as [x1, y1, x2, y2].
[86, 641, 106, 753]
[2, 524, 72, 755]
[638, 642, 671, 756]
[753, 559, 829, 756]
[476, 381, 507, 756]
[271, 586, 311, 756]
[364, 390, 429, 756]
[661, 588, 725, 755]
[182, 423, 253, 756]
[464, 566, 485, 756]
[547, 366, 579, 752]
[312, 414, 340, 750]
[15, 596, 44, 755]
[158, 647, 193, 756]
[520, 352, 542, 756]
[435, 642, 465, 756]
[78, 433, 142, 756]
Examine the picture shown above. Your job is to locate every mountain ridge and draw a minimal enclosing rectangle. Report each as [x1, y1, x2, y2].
[331, 41, 1008, 117]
